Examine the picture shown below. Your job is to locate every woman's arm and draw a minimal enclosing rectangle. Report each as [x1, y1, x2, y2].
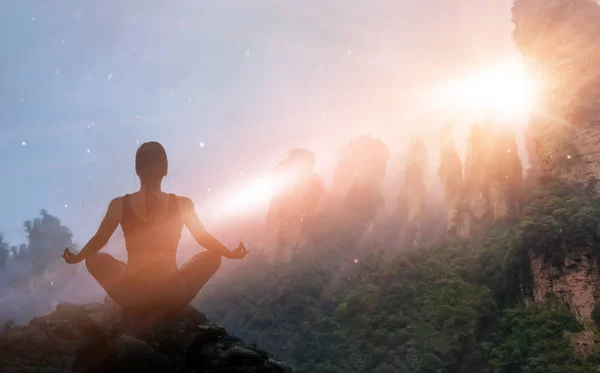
[64, 198, 121, 263]
[180, 197, 234, 258]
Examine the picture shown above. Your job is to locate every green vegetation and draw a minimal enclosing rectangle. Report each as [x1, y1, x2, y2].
[518, 176, 600, 263]
[199, 177, 600, 372]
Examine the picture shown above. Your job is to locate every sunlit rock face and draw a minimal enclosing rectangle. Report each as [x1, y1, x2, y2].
[310, 135, 390, 249]
[331, 135, 390, 202]
[330, 135, 390, 223]
[530, 252, 596, 322]
[440, 119, 523, 237]
[262, 149, 325, 262]
[514, 1, 600, 354]
[513, 0, 600, 181]
[397, 138, 428, 247]
[438, 125, 464, 233]
[529, 251, 600, 356]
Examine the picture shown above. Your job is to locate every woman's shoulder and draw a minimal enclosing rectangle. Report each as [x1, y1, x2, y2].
[174, 194, 194, 208]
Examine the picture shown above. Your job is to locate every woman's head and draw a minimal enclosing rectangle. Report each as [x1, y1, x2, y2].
[135, 141, 168, 185]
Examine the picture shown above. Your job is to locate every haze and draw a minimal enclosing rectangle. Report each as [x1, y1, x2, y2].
[0, 0, 518, 246]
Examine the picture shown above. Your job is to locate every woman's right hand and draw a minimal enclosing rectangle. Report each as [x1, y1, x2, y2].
[62, 248, 84, 264]
[227, 242, 249, 259]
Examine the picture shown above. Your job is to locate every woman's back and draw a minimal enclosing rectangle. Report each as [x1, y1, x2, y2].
[121, 191, 184, 280]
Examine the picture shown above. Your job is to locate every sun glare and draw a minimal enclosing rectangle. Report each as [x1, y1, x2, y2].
[200, 171, 296, 224]
[220, 177, 276, 215]
[439, 59, 538, 122]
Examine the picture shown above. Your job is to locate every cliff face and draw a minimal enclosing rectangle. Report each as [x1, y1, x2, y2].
[513, 0, 600, 354]
[0, 300, 292, 373]
[328, 135, 390, 230]
[513, 0, 600, 181]
[330, 135, 390, 204]
[529, 253, 596, 321]
[529, 251, 600, 355]
[439, 119, 523, 237]
[263, 149, 325, 263]
[397, 138, 429, 247]
[438, 125, 464, 234]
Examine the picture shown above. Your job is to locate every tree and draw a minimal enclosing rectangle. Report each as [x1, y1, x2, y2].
[0, 235, 9, 268]
[20, 209, 75, 275]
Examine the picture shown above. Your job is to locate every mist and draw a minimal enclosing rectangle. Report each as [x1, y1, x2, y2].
[0, 0, 529, 322]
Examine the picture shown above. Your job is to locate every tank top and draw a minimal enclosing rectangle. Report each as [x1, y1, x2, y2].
[121, 193, 184, 280]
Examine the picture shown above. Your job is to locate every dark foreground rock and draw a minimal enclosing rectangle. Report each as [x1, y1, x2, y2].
[0, 300, 292, 373]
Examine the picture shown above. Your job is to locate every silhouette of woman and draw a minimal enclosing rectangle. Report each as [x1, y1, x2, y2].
[62, 141, 248, 316]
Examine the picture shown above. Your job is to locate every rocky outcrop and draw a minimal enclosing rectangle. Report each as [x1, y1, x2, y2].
[262, 149, 325, 263]
[463, 117, 523, 220]
[514, 0, 600, 355]
[570, 329, 596, 357]
[513, 0, 600, 181]
[529, 251, 600, 356]
[529, 252, 596, 321]
[439, 119, 523, 237]
[330, 135, 389, 217]
[397, 138, 429, 247]
[438, 125, 464, 234]
[0, 300, 292, 373]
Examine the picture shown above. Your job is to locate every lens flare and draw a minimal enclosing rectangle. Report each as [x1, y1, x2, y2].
[434, 58, 539, 123]
[199, 171, 298, 224]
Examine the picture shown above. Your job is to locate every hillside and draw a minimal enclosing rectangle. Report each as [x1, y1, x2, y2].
[198, 177, 600, 373]
[195, 1, 600, 372]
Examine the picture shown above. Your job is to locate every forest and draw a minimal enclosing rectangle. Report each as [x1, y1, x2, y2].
[197, 175, 600, 373]
[3, 155, 600, 372]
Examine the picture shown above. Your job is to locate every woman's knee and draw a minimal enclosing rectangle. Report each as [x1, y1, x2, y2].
[205, 252, 222, 270]
[84, 252, 111, 274]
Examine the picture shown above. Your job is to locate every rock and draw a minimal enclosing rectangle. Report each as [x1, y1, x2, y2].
[56, 303, 86, 316]
[397, 138, 428, 247]
[263, 148, 325, 263]
[0, 302, 292, 373]
[72, 335, 174, 373]
[103, 295, 116, 306]
[23, 327, 51, 349]
[438, 120, 524, 237]
[47, 356, 75, 370]
[263, 358, 294, 373]
[81, 303, 107, 313]
[0, 368, 69, 373]
[530, 252, 596, 321]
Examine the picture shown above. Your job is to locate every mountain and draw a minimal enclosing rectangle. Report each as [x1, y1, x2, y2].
[195, 1, 600, 372]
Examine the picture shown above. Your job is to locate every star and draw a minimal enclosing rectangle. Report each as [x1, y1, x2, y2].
[199, 142, 205, 148]
[21, 141, 27, 146]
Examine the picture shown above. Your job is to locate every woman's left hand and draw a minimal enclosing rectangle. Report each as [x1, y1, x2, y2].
[62, 248, 84, 264]
[227, 242, 249, 259]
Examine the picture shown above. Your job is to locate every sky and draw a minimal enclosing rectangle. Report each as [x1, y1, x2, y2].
[0, 0, 519, 246]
